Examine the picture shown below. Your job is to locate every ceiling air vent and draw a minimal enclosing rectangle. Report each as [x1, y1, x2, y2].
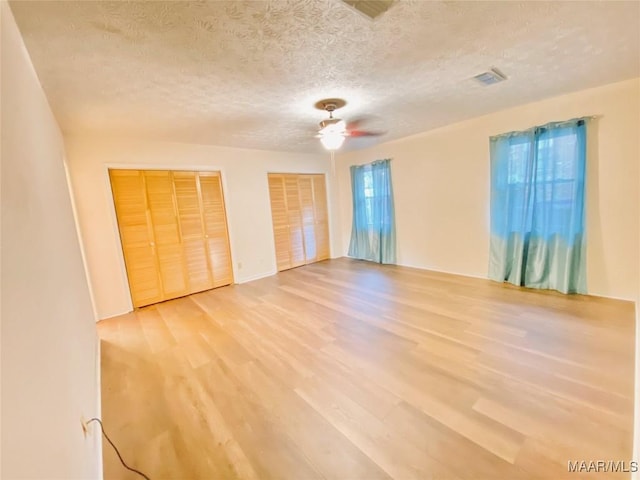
[342, 0, 396, 20]
[473, 68, 508, 86]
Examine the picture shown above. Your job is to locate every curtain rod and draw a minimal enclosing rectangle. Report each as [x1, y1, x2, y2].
[491, 115, 600, 140]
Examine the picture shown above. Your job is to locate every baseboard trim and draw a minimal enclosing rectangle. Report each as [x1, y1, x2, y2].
[98, 309, 132, 322]
[236, 270, 277, 284]
[341, 256, 489, 281]
[394, 261, 488, 281]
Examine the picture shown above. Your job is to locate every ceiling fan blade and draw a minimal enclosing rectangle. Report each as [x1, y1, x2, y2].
[345, 114, 380, 132]
[347, 130, 386, 137]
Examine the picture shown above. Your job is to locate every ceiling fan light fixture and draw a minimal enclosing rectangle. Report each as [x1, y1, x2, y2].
[320, 133, 345, 150]
[319, 119, 346, 135]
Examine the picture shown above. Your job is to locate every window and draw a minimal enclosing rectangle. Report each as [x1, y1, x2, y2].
[500, 127, 583, 238]
[489, 119, 587, 294]
[363, 167, 374, 226]
[359, 166, 393, 231]
[348, 159, 396, 264]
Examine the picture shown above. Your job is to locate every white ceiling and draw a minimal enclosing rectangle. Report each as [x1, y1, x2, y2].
[9, 0, 640, 154]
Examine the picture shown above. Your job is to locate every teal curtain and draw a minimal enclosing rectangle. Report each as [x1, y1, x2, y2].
[348, 159, 396, 264]
[489, 118, 588, 294]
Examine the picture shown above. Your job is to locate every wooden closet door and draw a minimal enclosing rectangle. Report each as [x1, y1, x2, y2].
[298, 175, 317, 263]
[109, 170, 163, 307]
[199, 173, 233, 288]
[173, 171, 214, 294]
[284, 174, 306, 268]
[268, 174, 292, 271]
[144, 171, 189, 299]
[312, 175, 330, 261]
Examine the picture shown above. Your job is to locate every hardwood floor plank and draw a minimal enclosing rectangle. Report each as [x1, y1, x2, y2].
[194, 359, 324, 480]
[161, 360, 260, 480]
[295, 377, 460, 480]
[137, 307, 176, 354]
[319, 342, 525, 464]
[384, 401, 530, 480]
[98, 258, 634, 479]
[235, 360, 393, 480]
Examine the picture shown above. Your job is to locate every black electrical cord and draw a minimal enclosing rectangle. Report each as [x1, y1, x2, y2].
[87, 418, 151, 480]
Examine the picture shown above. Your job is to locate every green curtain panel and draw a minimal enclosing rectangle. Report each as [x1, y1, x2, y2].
[489, 118, 588, 294]
[348, 159, 396, 264]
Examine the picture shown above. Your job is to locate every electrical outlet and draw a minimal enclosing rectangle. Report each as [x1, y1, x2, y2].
[237, 261, 243, 269]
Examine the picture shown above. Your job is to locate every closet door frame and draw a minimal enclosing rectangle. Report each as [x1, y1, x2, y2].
[267, 172, 331, 273]
[105, 164, 236, 311]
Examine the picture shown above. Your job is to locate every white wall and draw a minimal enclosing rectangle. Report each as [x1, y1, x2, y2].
[1, 2, 101, 478]
[64, 137, 340, 319]
[337, 78, 640, 301]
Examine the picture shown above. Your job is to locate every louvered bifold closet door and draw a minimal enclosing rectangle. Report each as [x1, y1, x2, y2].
[284, 174, 306, 268]
[109, 170, 163, 307]
[199, 173, 233, 288]
[298, 175, 317, 263]
[312, 175, 330, 261]
[173, 171, 214, 294]
[144, 171, 190, 299]
[268, 173, 330, 272]
[111, 169, 233, 308]
[268, 174, 292, 271]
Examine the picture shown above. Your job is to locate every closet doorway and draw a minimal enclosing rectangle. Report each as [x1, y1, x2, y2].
[267, 173, 330, 271]
[109, 169, 233, 308]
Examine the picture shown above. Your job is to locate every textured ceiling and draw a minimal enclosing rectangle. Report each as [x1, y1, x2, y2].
[9, 0, 640, 154]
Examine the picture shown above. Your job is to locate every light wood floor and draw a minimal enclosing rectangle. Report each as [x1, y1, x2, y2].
[98, 258, 635, 480]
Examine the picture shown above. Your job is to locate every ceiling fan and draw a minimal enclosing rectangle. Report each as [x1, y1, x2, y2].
[314, 98, 384, 151]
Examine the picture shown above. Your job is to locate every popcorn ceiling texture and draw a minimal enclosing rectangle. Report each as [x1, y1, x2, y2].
[9, 0, 640, 153]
